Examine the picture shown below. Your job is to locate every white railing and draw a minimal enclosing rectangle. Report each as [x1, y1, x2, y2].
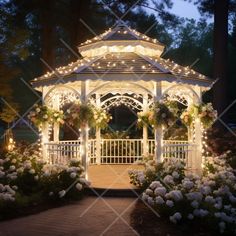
[44, 139, 195, 167]
[100, 139, 143, 164]
[147, 139, 189, 156]
[45, 140, 80, 164]
[88, 139, 97, 164]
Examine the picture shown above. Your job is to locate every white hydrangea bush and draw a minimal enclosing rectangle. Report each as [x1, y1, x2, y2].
[129, 158, 185, 190]
[129, 154, 236, 234]
[0, 144, 90, 208]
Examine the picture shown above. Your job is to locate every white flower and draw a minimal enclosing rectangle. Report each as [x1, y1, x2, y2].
[229, 195, 236, 203]
[29, 169, 35, 174]
[163, 175, 174, 185]
[166, 200, 174, 207]
[214, 202, 222, 210]
[166, 190, 183, 202]
[201, 186, 211, 195]
[191, 200, 199, 209]
[59, 190, 66, 198]
[182, 179, 194, 190]
[70, 172, 77, 179]
[150, 181, 162, 189]
[9, 165, 16, 171]
[154, 187, 166, 197]
[155, 196, 164, 204]
[147, 197, 154, 206]
[142, 193, 149, 201]
[205, 196, 215, 204]
[169, 212, 182, 224]
[185, 192, 203, 201]
[145, 189, 153, 196]
[172, 171, 179, 179]
[0, 171, 5, 178]
[49, 192, 54, 196]
[76, 183, 83, 191]
[187, 214, 194, 220]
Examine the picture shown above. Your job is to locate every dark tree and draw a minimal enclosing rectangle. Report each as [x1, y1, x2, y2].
[39, 0, 55, 72]
[212, 0, 229, 118]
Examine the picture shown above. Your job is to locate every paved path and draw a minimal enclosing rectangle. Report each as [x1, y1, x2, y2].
[0, 197, 139, 236]
[88, 165, 144, 189]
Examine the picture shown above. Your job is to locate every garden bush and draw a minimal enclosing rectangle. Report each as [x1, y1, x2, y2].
[0, 143, 90, 220]
[129, 153, 236, 235]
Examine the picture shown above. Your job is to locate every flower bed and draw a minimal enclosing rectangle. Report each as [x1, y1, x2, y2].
[0, 143, 90, 220]
[129, 153, 236, 234]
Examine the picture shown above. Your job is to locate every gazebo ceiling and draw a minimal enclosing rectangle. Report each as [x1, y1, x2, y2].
[32, 22, 213, 90]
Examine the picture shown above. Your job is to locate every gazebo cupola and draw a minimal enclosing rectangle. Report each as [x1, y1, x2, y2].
[79, 22, 165, 58]
[31, 22, 213, 178]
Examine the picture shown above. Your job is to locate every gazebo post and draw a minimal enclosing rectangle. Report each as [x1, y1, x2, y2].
[80, 81, 89, 179]
[53, 94, 60, 142]
[96, 93, 101, 164]
[193, 86, 203, 174]
[142, 94, 148, 156]
[41, 124, 49, 162]
[154, 82, 163, 163]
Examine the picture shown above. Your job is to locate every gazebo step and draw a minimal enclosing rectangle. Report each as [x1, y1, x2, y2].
[85, 187, 142, 198]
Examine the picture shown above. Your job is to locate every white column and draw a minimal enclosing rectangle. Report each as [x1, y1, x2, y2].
[142, 94, 148, 156]
[154, 82, 163, 163]
[53, 94, 60, 142]
[96, 93, 101, 164]
[193, 86, 202, 174]
[41, 124, 49, 162]
[41, 90, 49, 161]
[80, 81, 89, 179]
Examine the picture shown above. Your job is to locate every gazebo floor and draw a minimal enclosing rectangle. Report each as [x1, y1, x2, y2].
[88, 164, 144, 189]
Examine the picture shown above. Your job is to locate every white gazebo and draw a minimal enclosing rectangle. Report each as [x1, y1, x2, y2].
[31, 22, 212, 177]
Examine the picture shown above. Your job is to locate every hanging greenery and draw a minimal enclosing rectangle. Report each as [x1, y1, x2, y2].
[28, 104, 64, 127]
[180, 103, 217, 128]
[151, 101, 177, 128]
[65, 102, 94, 128]
[92, 107, 112, 129]
[198, 103, 217, 128]
[137, 110, 153, 128]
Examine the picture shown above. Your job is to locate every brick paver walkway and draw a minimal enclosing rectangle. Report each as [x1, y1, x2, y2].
[0, 197, 138, 236]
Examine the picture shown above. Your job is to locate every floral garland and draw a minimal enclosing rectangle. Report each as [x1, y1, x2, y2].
[28, 104, 64, 127]
[151, 101, 176, 128]
[51, 110, 64, 125]
[198, 103, 217, 128]
[65, 102, 94, 128]
[137, 110, 153, 128]
[180, 109, 194, 127]
[92, 107, 112, 129]
[181, 103, 217, 128]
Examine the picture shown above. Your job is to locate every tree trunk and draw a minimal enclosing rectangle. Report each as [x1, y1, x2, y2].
[213, 0, 229, 122]
[40, 0, 55, 72]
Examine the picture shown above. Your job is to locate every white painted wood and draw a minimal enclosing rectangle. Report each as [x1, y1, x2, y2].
[80, 81, 89, 179]
[153, 81, 163, 163]
[95, 93, 101, 165]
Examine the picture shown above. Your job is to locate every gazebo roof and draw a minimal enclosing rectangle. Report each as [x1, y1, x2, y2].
[32, 22, 213, 89]
[79, 22, 164, 46]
